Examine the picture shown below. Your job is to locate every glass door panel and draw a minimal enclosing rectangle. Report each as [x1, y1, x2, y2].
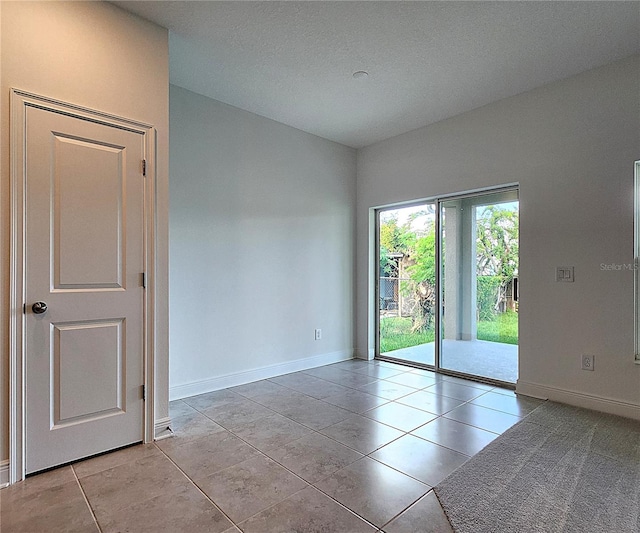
[440, 191, 519, 383]
[378, 203, 436, 366]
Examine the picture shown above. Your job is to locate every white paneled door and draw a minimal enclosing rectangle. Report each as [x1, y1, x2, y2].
[24, 105, 146, 474]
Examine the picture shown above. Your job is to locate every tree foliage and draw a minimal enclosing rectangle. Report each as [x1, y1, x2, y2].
[407, 232, 436, 286]
[379, 212, 436, 332]
[379, 203, 518, 331]
[476, 206, 519, 280]
[406, 231, 437, 332]
[475, 205, 519, 318]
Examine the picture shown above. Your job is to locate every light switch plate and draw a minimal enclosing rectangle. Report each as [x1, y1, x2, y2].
[556, 266, 574, 282]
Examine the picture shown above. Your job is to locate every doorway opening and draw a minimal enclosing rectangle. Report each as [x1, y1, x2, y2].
[376, 188, 518, 386]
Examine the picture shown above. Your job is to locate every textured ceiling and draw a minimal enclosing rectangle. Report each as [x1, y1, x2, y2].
[114, 1, 640, 148]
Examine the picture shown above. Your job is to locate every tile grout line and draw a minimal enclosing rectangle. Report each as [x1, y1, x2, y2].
[238, 482, 381, 532]
[159, 419, 381, 531]
[159, 406, 359, 529]
[230, 380, 505, 488]
[169, 383, 413, 530]
[176, 377, 517, 455]
[167, 362, 520, 530]
[190, 399, 443, 529]
[152, 442, 240, 529]
[12, 361, 525, 532]
[175, 370, 503, 468]
[197, 388, 417, 461]
[180, 361, 516, 422]
[169, 400, 495, 493]
[376, 489, 438, 531]
[71, 465, 103, 533]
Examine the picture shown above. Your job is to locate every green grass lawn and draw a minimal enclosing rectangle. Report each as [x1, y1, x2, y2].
[379, 317, 435, 353]
[476, 310, 518, 345]
[380, 311, 518, 353]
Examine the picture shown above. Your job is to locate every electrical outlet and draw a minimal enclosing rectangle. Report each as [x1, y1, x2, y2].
[581, 355, 595, 371]
[314, 328, 322, 341]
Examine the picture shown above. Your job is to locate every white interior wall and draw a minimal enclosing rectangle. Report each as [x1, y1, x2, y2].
[0, 1, 170, 465]
[356, 55, 640, 418]
[169, 86, 356, 399]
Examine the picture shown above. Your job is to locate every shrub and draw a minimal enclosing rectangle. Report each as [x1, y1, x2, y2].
[477, 276, 501, 321]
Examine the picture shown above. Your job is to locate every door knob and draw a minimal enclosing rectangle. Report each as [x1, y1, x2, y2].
[32, 301, 48, 314]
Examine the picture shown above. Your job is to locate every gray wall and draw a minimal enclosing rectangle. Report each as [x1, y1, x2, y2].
[169, 86, 356, 398]
[356, 55, 640, 417]
[0, 2, 170, 467]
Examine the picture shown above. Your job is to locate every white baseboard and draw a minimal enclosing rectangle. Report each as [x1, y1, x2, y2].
[517, 380, 640, 420]
[0, 460, 9, 488]
[154, 417, 173, 441]
[170, 350, 353, 401]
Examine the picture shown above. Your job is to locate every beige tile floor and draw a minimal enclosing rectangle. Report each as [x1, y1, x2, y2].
[0, 359, 543, 532]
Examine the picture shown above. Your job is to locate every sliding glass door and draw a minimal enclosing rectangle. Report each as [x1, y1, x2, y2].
[378, 203, 436, 366]
[440, 191, 519, 383]
[377, 188, 519, 385]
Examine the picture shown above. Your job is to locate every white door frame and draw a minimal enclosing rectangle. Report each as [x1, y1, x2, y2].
[9, 89, 157, 484]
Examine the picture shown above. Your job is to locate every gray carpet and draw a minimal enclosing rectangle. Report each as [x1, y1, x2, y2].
[434, 402, 640, 533]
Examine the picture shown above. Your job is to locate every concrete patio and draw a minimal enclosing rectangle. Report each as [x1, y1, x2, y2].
[382, 339, 518, 383]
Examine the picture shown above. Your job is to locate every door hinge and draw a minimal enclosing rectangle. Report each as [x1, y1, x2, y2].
[142, 385, 146, 401]
[142, 159, 146, 176]
[141, 272, 146, 288]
